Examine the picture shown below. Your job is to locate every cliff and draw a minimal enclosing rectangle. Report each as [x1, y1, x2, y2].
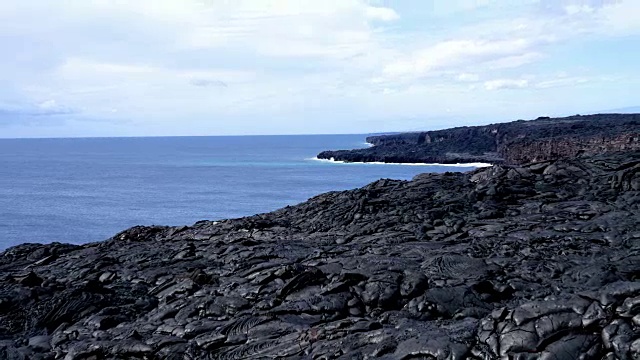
[317, 113, 640, 164]
[1, 151, 639, 359]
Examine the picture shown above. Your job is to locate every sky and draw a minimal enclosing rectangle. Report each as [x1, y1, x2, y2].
[1, 0, 639, 138]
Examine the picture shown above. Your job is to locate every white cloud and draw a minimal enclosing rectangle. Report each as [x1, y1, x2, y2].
[58, 59, 156, 76]
[535, 76, 589, 89]
[486, 52, 545, 69]
[598, 0, 640, 35]
[564, 5, 596, 15]
[378, 0, 638, 88]
[365, 6, 400, 22]
[52, 58, 256, 91]
[0, 0, 639, 137]
[3, 0, 386, 122]
[382, 38, 542, 79]
[484, 79, 530, 91]
[38, 99, 58, 110]
[483, 74, 598, 91]
[456, 73, 480, 82]
[175, 0, 395, 62]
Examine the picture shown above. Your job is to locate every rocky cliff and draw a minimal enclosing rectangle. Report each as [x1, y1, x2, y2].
[317, 114, 640, 165]
[1, 151, 639, 359]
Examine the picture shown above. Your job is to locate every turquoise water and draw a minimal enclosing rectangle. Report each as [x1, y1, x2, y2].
[0, 135, 478, 250]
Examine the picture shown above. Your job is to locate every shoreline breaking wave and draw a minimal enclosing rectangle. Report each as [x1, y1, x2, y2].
[307, 157, 493, 168]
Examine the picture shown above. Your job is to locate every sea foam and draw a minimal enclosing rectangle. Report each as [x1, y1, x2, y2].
[308, 157, 492, 168]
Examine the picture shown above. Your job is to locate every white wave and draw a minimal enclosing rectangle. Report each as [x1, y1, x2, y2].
[307, 157, 492, 168]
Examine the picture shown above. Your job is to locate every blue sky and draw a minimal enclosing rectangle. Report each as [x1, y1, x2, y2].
[1, 0, 639, 138]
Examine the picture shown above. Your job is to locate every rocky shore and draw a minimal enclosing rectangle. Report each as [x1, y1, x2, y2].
[317, 114, 640, 165]
[1, 150, 639, 359]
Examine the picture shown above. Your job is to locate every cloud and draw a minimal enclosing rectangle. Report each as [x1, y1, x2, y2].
[486, 52, 545, 69]
[376, 0, 638, 94]
[190, 79, 228, 88]
[37, 100, 59, 110]
[597, 0, 640, 35]
[484, 79, 530, 91]
[564, 4, 596, 15]
[382, 38, 547, 79]
[534, 76, 590, 89]
[482, 74, 600, 91]
[1, 107, 74, 117]
[365, 6, 400, 22]
[1, 1, 392, 116]
[537, 0, 640, 36]
[0, 101, 77, 127]
[0, 0, 638, 137]
[176, 0, 396, 62]
[456, 73, 480, 82]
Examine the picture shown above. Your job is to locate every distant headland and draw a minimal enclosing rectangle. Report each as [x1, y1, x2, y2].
[318, 113, 640, 165]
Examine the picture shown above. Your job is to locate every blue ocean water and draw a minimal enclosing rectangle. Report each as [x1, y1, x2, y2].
[0, 135, 478, 250]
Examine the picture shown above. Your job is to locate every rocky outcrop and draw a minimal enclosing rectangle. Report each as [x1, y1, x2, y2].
[502, 132, 640, 164]
[317, 114, 640, 165]
[0, 151, 639, 359]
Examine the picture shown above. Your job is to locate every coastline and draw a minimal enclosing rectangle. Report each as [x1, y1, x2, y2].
[1, 151, 637, 358]
[2, 134, 432, 251]
[318, 114, 640, 166]
[308, 156, 493, 168]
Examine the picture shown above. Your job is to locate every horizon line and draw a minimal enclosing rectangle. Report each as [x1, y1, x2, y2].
[1, 110, 636, 140]
[0, 132, 397, 141]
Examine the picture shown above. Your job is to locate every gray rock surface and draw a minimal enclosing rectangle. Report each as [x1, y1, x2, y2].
[0, 152, 638, 359]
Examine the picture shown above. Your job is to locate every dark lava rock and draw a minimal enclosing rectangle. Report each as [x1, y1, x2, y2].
[318, 113, 640, 165]
[0, 152, 639, 359]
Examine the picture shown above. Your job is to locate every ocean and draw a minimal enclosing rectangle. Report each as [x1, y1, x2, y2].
[0, 135, 480, 250]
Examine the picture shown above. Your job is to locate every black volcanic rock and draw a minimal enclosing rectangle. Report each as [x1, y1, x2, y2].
[0, 152, 639, 359]
[318, 113, 640, 165]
